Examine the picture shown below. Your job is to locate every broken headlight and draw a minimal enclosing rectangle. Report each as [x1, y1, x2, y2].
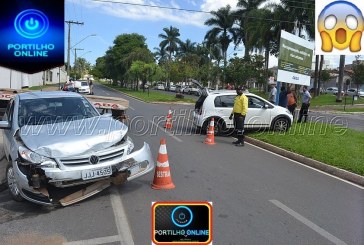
[126, 136, 134, 154]
[18, 146, 57, 168]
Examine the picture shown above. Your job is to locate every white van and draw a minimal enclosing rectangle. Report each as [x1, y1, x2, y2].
[74, 80, 90, 94]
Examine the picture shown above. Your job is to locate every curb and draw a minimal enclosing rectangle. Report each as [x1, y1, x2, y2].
[97, 83, 194, 105]
[245, 136, 364, 187]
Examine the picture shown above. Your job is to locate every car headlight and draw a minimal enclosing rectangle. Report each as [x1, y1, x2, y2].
[126, 136, 134, 154]
[18, 146, 57, 168]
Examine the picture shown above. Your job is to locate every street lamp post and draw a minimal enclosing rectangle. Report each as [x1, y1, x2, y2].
[67, 34, 96, 77]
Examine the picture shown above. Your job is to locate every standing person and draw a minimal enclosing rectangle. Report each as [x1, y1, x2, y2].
[297, 86, 312, 123]
[286, 89, 297, 118]
[268, 83, 277, 104]
[229, 86, 248, 147]
[278, 86, 288, 107]
[89, 79, 94, 95]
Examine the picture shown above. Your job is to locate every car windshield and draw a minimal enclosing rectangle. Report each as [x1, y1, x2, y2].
[81, 82, 88, 86]
[18, 97, 99, 127]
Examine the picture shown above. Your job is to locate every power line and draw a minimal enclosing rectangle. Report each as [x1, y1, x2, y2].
[92, 0, 314, 25]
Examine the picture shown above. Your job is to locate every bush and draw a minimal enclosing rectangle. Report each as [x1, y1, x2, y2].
[175, 93, 184, 99]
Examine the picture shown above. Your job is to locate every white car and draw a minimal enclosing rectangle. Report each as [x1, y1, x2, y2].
[74, 80, 90, 94]
[156, 84, 165, 90]
[325, 87, 338, 94]
[169, 85, 176, 92]
[183, 86, 199, 95]
[193, 89, 293, 135]
[346, 88, 364, 97]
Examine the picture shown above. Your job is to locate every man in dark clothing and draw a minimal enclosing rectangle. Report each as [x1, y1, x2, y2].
[298, 86, 312, 123]
[278, 86, 288, 107]
[229, 86, 248, 147]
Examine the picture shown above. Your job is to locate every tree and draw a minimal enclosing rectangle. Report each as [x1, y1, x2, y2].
[337, 55, 345, 102]
[128, 61, 159, 92]
[320, 70, 331, 89]
[91, 57, 106, 79]
[158, 26, 182, 61]
[178, 39, 196, 58]
[72, 57, 91, 79]
[103, 33, 151, 85]
[235, 0, 268, 58]
[204, 5, 239, 82]
[351, 58, 364, 91]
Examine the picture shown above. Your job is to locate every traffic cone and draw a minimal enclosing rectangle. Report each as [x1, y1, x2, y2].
[204, 118, 215, 145]
[164, 110, 173, 129]
[151, 138, 175, 190]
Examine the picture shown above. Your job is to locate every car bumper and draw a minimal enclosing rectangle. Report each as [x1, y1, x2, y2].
[14, 142, 155, 205]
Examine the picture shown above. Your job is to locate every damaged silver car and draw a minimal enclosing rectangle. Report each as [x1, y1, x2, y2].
[0, 91, 154, 206]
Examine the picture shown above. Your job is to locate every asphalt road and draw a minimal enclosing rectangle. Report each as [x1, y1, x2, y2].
[95, 84, 364, 245]
[0, 85, 363, 245]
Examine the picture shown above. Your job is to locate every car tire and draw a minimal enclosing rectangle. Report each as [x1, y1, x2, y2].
[204, 118, 223, 136]
[6, 163, 24, 202]
[272, 117, 290, 132]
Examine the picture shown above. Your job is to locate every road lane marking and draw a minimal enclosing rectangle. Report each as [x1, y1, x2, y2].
[110, 188, 135, 245]
[129, 106, 135, 111]
[150, 120, 183, 142]
[247, 142, 364, 190]
[270, 200, 347, 245]
[63, 235, 119, 245]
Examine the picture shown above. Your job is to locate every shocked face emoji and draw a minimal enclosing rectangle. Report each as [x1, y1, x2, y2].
[318, 1, 364, 52]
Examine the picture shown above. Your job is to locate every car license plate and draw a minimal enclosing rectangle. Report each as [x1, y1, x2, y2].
[82, 166, 112, 180]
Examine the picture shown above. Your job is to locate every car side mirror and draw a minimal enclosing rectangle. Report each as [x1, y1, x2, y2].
[263, 104, 269, 109]
[0, 120, 11, 129]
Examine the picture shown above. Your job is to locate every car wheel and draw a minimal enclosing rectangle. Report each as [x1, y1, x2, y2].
[272, 117, 289, 132]
[6, 164, 24, 202]
[204, 119, 223, 136]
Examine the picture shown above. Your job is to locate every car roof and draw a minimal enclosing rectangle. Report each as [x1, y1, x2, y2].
[18, 91, 82, 100]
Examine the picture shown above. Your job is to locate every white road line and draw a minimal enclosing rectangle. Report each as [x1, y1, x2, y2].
[247, 142, 364, 190]
[63, 235, 119, 245]
[270, 200, 348, 245]
[110, 188, 135, 245]
[150, 120, 183, 142]
[129, 106, 135, 111]
[102, 90, 110, 96]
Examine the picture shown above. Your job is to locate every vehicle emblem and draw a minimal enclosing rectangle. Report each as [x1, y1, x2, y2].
[89, 155, 99, 165]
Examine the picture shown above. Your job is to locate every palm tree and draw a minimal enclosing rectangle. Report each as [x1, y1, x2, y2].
[158, 26, 182, 61]
[153, 47, 168, 65]
[178, 39, 196, 58]
[204, 5, 239, 80]
[245, 8, 274, 78]
[235, 0, 268, 58]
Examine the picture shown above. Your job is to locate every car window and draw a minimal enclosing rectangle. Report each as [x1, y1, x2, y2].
[81, 82, 88, 86]
[214, 95, 235, 108]
[18, 97, 99, 127]
[248, 96, 265, 108]
[4, 99, 14, 123]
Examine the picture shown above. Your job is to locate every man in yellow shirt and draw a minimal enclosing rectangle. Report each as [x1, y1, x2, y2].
[229, 86, 248, 147]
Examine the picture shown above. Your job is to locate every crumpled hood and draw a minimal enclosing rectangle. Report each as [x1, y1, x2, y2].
[19, 116, 128, 158]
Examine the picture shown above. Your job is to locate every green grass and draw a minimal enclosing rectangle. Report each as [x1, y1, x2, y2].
[28, 84, 58, 91]
[310, 94, 364, 106]
[249, 122, 364, 176]
[101, 83, 196, 103]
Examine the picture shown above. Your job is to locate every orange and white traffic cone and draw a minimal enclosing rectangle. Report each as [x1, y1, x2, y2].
[204, 118, 215, 145]
[151, 138, 175, 190]
[164, 110, 173, 129]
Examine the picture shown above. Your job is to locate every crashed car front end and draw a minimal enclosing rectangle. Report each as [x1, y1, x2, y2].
[14, 134, 154, 206]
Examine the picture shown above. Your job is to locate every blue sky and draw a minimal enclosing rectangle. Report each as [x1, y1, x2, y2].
[65, 0, 358, 69]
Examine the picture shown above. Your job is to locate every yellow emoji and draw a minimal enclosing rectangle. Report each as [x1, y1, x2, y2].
[318, 1, 364, 52]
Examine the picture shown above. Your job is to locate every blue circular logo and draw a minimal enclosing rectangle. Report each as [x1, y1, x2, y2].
[171, 206, 193, 228]
[14, 9, 49, 39]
